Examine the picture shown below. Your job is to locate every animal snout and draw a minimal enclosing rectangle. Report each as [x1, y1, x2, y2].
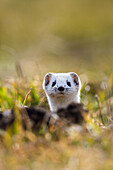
[58, 86, 64, 91]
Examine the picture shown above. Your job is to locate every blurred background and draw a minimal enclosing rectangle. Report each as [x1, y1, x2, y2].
[0, 0, 113, 80]
[0, 2, 113, 169]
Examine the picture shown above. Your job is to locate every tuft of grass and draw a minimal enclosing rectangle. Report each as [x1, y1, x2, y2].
[0, 73, 112, 170]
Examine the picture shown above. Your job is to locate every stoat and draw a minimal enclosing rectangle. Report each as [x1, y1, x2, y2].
[43, 72, 81, 112]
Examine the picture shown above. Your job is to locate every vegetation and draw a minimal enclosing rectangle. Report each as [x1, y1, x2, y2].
[0, 0, 113, 169]
[0, 72, 112, 170]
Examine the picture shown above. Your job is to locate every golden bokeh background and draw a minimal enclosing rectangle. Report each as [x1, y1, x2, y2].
[0, 0, 113, 78]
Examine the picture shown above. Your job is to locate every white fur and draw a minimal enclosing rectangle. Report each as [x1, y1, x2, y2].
[43, 72, 81, 112]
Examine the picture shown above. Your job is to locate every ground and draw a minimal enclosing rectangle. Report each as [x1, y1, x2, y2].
[0, 75, 113, 170]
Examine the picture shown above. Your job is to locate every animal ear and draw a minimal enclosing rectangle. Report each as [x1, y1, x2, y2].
[70, 72, 79, 85]
[43, 73, 52, 87]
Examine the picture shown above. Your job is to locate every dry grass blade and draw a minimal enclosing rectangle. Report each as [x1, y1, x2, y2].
[15, 61, 24, 79]
[23, 87, 32, 106]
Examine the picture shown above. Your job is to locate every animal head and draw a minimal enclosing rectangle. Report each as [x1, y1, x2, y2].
[43, 72, 81, 98]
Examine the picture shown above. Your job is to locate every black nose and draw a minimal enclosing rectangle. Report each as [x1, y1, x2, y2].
[58, 86, 64, 91]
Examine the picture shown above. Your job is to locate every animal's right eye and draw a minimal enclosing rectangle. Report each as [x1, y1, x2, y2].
[52, 81, 56, 87]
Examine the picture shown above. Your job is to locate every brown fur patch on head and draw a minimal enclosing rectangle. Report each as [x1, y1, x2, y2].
[49, 93, 55, 97]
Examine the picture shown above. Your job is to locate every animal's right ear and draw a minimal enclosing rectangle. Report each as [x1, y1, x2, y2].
[43, 73, 52, 88]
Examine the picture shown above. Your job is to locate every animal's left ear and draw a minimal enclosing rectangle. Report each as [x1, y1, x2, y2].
[70, 72, 79, 85]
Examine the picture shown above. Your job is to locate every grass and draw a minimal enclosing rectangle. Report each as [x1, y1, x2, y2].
[0, 0, 113, 169]
[0, 72, 112, 170]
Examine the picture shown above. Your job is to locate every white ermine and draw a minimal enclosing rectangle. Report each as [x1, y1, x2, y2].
[43, 72, 81, 112]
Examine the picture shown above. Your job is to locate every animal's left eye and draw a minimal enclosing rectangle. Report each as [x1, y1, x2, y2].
[67, 81, 71, 87]
[52, 80, 56, 87]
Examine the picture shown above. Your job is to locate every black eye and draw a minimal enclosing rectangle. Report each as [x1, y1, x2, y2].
[67, 81, 71, 87]
[52, 80, 56, 87]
